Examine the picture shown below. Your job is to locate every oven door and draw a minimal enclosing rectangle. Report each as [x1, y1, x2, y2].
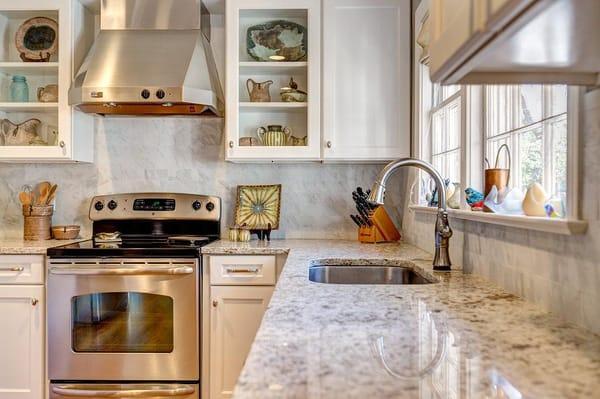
[48, 258, 199, 381]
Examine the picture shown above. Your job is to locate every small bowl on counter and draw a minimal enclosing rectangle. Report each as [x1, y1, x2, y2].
[52, 225, 80, 240]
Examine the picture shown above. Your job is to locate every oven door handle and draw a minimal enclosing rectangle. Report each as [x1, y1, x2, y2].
[51, 385, 195, 397]
[48, 265, 194, 276]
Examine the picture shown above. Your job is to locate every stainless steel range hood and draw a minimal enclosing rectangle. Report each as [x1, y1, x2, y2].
[69, 0, 224, 116]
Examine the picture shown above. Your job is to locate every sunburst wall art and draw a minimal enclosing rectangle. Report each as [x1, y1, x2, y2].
[234, 184, 282, 230]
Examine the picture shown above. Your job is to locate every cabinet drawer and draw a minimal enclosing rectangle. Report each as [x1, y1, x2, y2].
[209, 256, 276, 286]
[0, 255, 44, 285]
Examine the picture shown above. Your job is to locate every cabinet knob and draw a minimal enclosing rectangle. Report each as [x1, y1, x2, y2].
[59, 141, 65, 148]
[212, 300, 218, 307]
[326, 141, 332, 148]
[31, 298, 39, 306]
[229, 141, 234, 148]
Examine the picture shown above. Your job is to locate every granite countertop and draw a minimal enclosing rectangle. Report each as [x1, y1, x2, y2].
[0, 238, 87, 254]
[202, 239, 600, 399]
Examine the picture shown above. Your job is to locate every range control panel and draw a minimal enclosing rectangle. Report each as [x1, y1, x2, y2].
[89, 193, 221, 221]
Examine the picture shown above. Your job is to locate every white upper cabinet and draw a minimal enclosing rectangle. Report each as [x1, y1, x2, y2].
[225, 0, 411, 162]
[429, 0, 600, 85]
[0, 0, 95, 163]
[322, 0, 411, 161]
[225, 0, 321, 162]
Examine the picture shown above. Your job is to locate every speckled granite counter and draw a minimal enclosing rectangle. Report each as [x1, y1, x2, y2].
[202, 240, 600, 399]
[0, 238, 86, 254]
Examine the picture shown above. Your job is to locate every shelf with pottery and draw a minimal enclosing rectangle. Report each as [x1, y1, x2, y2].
[0, 102, 58, 113]
[239, 61, 308, 74]
[0, 0, 96, 162]
[239, 102, 307, 110]
[226, 0, 321, 161]
[0, 62, 59, 74]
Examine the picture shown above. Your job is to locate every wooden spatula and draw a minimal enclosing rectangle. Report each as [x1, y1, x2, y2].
[34, 181, 51, 205]
[45, 184, 58, 205]
[18, 191, 32, 206]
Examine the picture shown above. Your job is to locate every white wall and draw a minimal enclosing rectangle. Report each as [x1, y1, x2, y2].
[403, 88, 600, 335]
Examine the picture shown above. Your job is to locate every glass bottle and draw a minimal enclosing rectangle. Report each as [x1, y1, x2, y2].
[10, 75, 29, 102]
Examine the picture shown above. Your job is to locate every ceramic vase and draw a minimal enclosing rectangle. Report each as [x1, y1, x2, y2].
[522, 183, 547, 216]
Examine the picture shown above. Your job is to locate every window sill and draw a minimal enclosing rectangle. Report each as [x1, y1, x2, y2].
[409, 205, 588, 235]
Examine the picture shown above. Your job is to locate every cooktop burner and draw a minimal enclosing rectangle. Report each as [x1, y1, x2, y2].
[47, 193, 221, 259]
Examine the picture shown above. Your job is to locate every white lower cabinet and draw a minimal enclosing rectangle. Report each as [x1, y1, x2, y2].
[0, 284, 44, 399]
[209, 285, 273, 399]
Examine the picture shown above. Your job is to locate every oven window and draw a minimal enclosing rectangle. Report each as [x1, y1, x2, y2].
[71, 292, 174, 353]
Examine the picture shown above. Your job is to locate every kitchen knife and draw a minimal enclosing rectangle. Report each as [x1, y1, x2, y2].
[350, 214, 363, 227]
[357, 203, 373, 226]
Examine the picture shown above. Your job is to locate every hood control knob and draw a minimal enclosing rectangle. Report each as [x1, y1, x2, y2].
[206, 202, 215, 212]
[107, 200, 118, 210]
[156, 89, 166, 99]
[94, 201, 104, 211]
[192, 200, 202, 211]
[141, 89, 150, 99]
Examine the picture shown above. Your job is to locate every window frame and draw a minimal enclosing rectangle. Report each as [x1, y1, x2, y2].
[412, 0, 585, 232]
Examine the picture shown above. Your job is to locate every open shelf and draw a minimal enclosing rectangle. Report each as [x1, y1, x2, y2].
[0, 62, 59, 75]
[0, 102, 58, 113]
[240, 102, 307, 111]
[240, 61, 308, 74]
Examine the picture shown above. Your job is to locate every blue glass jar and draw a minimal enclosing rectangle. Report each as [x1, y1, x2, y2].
[10, 75, 29, 102]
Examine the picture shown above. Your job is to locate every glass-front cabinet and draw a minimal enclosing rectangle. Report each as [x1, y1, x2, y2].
[0, 0, 95, 162]
[225, 0, 321, 161]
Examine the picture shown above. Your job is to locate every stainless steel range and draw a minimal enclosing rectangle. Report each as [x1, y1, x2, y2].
[47, 193, 221, 399]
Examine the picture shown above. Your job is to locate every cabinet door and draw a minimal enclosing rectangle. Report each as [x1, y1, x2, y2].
[429, 0, 475, 78]
[0, 285, 44, 399]
[209, 286, 273, 399]
[322, 0, 410, 161]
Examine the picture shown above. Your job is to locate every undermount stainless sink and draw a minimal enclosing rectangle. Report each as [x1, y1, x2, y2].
[308, 265, 436, 285]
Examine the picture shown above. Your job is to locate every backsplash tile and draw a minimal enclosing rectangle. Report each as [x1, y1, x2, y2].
[0, 117, 406, 240]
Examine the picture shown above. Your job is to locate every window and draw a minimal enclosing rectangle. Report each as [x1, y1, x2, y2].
[484, 85, 568, 202]
[419, 64, 463, 186]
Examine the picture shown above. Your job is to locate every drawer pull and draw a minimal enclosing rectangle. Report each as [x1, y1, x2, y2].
[31, 298, 39, 306]
[225, 266, 260, 274]
[0, 266, 25, 272]
[212, 300, 218, 307]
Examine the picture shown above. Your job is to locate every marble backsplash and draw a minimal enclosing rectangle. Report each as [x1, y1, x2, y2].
[403, 88, 600, 335]
[0, 117, 406, 240]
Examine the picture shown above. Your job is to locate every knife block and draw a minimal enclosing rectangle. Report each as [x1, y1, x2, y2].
[358, 206, 401, 244]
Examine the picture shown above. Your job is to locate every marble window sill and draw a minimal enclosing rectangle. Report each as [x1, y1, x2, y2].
[409, 205, 588, 235]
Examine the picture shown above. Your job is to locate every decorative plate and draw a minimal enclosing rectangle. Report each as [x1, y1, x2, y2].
[15, 17, 58, 62]
[234, 184, 282, 230]
[247, 20, 307, 62]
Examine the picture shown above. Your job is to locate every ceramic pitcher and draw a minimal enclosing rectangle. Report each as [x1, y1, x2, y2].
[257, 125, 291, 146]
[246, 79, 273, 102]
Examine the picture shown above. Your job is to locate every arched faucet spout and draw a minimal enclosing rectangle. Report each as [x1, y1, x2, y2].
[368, 158, 453, 271]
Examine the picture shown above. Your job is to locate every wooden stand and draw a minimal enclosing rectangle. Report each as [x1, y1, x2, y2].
[358, 206, 401, 243]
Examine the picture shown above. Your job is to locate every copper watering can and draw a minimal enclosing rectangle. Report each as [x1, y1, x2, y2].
[484, 144, 511, 211]
[246, 79, 273, 102]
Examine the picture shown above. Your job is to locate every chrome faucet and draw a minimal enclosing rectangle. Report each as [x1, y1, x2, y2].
[368, 158, 453, 271]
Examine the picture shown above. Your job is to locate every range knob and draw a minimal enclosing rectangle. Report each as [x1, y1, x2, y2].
[141, 89, 150, 99]
[205, 202, 215, 212]
[156, 89, 166, 99]
[107, 200, 118, 210]
[192, 200, 202, 211]
[94, 201, 104, 211]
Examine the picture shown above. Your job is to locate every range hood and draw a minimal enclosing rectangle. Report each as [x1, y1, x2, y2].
[70, 0, 224, 116]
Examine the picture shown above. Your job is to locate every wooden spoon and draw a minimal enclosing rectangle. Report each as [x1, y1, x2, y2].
[45, 184, 58, 205]
[34, 181, 51, 205]
[18, 191, 31, 206]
